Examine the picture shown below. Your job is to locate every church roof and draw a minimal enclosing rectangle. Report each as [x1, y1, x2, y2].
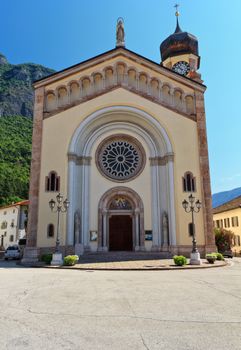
[33, 47, 205, 90]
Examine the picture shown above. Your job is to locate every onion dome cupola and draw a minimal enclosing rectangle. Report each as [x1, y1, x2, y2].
[160, 6, 201, 81]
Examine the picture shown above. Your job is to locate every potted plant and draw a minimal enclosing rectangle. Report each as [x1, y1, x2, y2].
[206, 253, 217, 264]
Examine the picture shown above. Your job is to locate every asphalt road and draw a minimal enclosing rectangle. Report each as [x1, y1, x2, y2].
[0, 259, 241, 350]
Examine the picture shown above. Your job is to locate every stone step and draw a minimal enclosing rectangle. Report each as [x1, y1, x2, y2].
[80, 251, 172, 263]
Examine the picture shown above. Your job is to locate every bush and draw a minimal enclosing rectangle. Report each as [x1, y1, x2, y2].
[212, 252, 224, 261]
[173, 255, 187, 266]
[41, 253, 52, 265]
[64, 255, 79, 266]
[214, 228, 234, 252]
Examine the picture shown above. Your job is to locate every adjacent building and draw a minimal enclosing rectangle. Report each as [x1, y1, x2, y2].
[0, 200, 28, 249]
[23, 13, 215, 263]
[213, 195, 241, 254]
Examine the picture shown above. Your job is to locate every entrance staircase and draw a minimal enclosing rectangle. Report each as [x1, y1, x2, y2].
[81, 251, 172, 263]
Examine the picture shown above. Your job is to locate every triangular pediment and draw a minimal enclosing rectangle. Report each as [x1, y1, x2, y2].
[39, 47, 204, 120]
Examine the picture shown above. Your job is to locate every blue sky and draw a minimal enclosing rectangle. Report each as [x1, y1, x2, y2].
[2, 0, 241, 194]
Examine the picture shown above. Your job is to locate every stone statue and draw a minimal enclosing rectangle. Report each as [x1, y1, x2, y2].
[74, 210, 81, 245]
[116, 18, 125, 47]
[162, 211, 169, 249]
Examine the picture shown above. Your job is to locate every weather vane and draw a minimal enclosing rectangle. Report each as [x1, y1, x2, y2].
[174, 4, 180, 17]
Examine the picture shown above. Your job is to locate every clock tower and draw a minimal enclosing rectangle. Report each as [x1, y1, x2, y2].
[160, 7, 201, 82]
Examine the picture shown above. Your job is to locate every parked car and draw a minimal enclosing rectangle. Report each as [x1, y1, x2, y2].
[219, 250, 233, 258]
[4, 245, 21, 260]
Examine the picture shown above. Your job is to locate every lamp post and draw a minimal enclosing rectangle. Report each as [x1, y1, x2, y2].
[49, 193, 70, 265]
[182, 194, 202, 265]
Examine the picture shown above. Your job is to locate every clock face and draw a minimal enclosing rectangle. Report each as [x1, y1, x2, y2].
[172, 61, 190, 76]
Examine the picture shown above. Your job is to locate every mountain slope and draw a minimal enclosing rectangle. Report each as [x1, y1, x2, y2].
[0, 115, 32, 206]
[0, 53, 55, 118]
[212, 187, 241, 208]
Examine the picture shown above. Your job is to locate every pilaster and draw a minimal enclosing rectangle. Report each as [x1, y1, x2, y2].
[22, 87, 44, 263]
[195, 91, 216, 251]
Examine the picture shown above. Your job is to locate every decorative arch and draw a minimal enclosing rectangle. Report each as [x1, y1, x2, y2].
[98, 187, 144, 251]
[67, 106, 176, 250]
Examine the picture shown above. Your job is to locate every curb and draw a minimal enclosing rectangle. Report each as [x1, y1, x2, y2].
[40, 260, 228, 271]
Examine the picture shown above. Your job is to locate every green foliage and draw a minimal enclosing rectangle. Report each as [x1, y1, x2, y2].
[41, 254, 52, 265]
[173, 255, 187, 266]
[211, 252, 224, 261]
[214, 228, 234, 252]
[0, 116, 32, 206]
[64, 255, 79, 266]
[206, 253, 217, 264]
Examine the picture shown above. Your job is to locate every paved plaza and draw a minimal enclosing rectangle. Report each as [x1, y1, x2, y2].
[0, 259, 241, 350]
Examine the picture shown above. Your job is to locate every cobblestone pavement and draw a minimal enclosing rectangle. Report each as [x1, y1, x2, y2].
[0, 258, 240, 350]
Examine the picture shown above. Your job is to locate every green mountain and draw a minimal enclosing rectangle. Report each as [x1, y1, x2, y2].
[0, 53, 55, 205]
[0, 116, 32, 206]
[0, 53, 55, 118]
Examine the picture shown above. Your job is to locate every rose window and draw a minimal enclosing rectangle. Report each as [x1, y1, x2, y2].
[97, 136, 145, 181]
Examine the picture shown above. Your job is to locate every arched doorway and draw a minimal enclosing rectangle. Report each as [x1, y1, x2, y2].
[98, 187, 144, 251]
[109, 197, 133, 251]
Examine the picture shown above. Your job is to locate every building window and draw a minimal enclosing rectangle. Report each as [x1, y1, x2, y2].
[10, 220, 14, 228]
[183, 172, 196, 192]
[3, 211, 7, 215]
[234, 235, 241, 246]
[13, 209, 15, 213]
[1, 221, 7, 229]
[45, 171, 60, 192]
[47, 224, 54, 238]
[9, 235, 14, 242]
[224, 218, 230, 228]
[231, 216, 239, 227]
[215, 219, 223, 229]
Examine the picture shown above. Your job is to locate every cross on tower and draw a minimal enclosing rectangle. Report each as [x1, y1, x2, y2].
[174, 4, 180, 16]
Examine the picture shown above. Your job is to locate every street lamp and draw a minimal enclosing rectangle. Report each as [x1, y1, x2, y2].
[182, 194, 202, 265]
[49, 193, 70, 265]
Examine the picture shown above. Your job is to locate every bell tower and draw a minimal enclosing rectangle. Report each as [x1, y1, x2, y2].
[160, 5, 201, 82]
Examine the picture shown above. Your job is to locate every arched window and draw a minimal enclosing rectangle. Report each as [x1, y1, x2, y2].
[47, 224, 54, 238]
[183, 172, 196, 192]
[45, 171, 60, 192]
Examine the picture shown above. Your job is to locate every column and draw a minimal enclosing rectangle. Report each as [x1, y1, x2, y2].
[134, 209, 140, 251]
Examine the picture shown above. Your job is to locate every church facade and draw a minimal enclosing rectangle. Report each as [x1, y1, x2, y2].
[23, 16, 215, 262]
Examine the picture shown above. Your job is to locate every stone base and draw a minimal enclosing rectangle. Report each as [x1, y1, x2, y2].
[161, 244, 170, 252]
[75, 243, 84, 256]
[190, 252, 202, 265]
[97, 246, 108, 252]
[51, 253, 63, 266]
[151, 245, 161, 252]
[21, 247, 39, 265]
[205, 245, 217, 254]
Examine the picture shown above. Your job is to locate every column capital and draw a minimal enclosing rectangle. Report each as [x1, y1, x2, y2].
[149, 153, 174, 166]
[67, 154, 92, 165]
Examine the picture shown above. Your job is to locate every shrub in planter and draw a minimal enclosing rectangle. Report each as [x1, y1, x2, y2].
[212, 252, 224, 261]
[173, 255, 187, 266]
[206, 253, 217, 264]
[41, 253, 52, 265]
[64, 255, 79, 266]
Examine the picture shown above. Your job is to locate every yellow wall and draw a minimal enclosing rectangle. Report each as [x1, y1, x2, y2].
[37, 87, 204, 248]
[213, 208, 241, 252]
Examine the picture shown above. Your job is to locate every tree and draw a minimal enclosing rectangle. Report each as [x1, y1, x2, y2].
[214, 227, 235, 252]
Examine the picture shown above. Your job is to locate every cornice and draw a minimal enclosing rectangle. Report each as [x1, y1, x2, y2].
[33, 48, 206, 93]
